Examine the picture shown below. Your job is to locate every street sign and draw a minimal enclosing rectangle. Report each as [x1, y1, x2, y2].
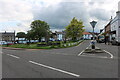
[90, 21, 97, 28]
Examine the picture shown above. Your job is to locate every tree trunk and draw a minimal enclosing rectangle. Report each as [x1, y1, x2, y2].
[39, 37, 41, 42]
[45, 36, 49, 45]
[72, 37, 77, 41]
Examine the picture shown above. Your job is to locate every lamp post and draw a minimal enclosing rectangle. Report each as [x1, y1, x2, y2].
[90, 21, 97, 40]
[90, 21, 97, 49]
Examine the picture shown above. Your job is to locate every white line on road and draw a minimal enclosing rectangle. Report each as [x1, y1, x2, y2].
[86, 44, 91, 49]
[75, 41, 83, 47]
[95, 46, 113, 59]
[103, 50, 113, 59]
[29, 60, 80, 77]
[78, 44, 91, 56]
[80, 55, 108, 59]
[78, 50, 85, 56]
[7, 54, 20, 59]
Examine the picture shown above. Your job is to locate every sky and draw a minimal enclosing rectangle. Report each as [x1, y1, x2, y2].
[0, 0, 119, 33]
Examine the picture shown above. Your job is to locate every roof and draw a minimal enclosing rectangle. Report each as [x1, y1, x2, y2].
[55, 31, 65, 34]
[0, 32, 15, 34]
[82, 32, 91, 35]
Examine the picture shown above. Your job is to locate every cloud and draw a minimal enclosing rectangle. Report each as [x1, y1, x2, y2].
[0, 0, 119, 33]
[33, 2, 90, 29]
[0, 0, 33, 22]
[0, 0, 33, 32]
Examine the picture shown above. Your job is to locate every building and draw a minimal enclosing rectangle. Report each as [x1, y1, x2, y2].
[104, 19, 112, 41]
[82, 32, 92, 40]
[55, 31, 66, 41]
[110, 11, 120, 44]
[0, 31, 15, 42]
[50, 31, 66, 41]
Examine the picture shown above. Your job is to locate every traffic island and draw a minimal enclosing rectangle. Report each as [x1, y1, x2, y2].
[84, 49, 104, 53]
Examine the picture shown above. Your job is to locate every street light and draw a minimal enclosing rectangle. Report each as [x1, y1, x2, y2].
[90, 20, 97, 49]
[90, 21, 97, 40]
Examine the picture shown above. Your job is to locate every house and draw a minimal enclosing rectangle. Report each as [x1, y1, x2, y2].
[55, 31, 66, 41]
[82, 32, 92, 40]
[0, 31, 15, 43]
[104, 18, 112, 41]
[110, 11, 120, 44]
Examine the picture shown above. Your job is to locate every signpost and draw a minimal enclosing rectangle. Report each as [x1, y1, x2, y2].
[90, 21, 97, 49]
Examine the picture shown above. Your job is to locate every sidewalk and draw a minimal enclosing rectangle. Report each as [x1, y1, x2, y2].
[2, 47, 45, 50]
[2, 47, 26, 50]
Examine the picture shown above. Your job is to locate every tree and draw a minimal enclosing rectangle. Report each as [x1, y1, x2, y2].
[26, 30, 35, 43]
[16, 32, 26, 43]
[30, 20, 50, 42]
[65, 17, 85, 41]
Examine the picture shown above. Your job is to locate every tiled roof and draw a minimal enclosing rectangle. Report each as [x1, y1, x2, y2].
[82, 32, 91, 35]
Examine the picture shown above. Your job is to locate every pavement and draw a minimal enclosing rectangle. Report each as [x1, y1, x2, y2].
[1, 40, 119, 78]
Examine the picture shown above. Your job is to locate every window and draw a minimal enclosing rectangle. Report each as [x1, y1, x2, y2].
[119, 26, 120, 28]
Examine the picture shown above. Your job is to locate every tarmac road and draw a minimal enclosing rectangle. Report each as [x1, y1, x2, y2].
[2, 40, 118, 78]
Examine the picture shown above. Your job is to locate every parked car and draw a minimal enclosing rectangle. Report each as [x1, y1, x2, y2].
[0, 41, 7, 45]
[96, 35, 105, 43]
[7, 42, 14, 45]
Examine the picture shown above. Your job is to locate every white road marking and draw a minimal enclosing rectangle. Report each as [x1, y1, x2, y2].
[29, 60, 80, 77]
[76, 41, 83, 47]
[78, 46, 112, 59]
[80, 55, 108, 59]
[7, 54, 20, 59]
[95, 46, 113, 59]
[95, 46, 100, 49]
[103, 50, 114, 59]
[78, 44, 91, 56]
[86, 44, 91, 49]
[78, 50, 85, 56]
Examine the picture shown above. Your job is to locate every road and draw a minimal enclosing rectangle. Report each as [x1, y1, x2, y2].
[2, 40, 119, 78]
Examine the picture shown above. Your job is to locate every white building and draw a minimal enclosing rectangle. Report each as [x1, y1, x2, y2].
[82, 32, 92, 40]
[110, 11, 120, 45]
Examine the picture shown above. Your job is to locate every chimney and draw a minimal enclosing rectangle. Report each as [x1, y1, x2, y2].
[111, 16, 112, 20]
[110, 16, 112, 21]
[100, 29, 103, 33]
[118, 1, 120, 11]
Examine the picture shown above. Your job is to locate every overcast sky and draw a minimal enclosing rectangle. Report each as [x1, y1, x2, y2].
[0, 0, 119, 33]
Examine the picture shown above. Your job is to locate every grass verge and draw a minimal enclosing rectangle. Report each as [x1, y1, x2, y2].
[2, 40, 84, 49]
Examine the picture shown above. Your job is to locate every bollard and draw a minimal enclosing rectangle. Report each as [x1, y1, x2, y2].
[91, 40, 95, 49]
[91, 44, 95, 49]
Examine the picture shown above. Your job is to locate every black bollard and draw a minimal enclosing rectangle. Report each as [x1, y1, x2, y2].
[91, 40, 95, 49]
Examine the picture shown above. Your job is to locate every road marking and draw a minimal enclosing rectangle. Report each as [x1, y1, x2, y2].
[7, 54, 20, 59]
[96, 46, 113, 59]
[78, 44, 91, 56]
[95, 46, 100, 49]
[78, 50, 85, 56]
[103, 50, 113, 59]
[29, 60, 80, 77]
[86, 44, 91, 49]
[80, 54, 108, 59]
[76, 41, 83, 47]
